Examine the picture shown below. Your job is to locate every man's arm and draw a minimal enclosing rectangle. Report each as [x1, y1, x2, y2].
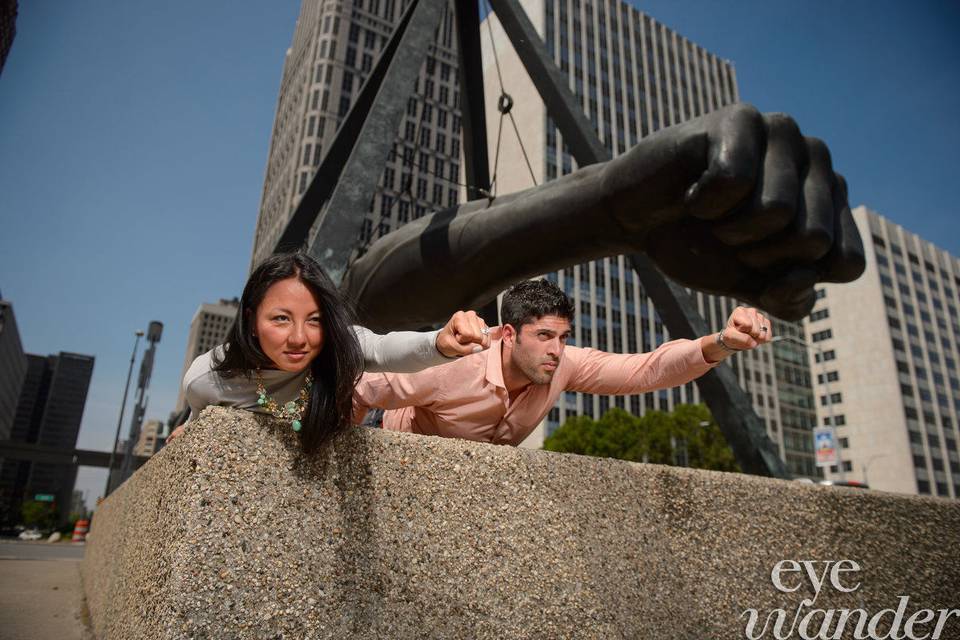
[565, 307, 773, 394]
[343, 104, 864, 330]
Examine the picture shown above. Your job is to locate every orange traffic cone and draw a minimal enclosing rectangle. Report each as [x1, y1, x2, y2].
[71, 519, 90, 542]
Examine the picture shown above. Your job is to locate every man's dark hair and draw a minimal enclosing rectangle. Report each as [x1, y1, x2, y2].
[500, 279, 574, 329]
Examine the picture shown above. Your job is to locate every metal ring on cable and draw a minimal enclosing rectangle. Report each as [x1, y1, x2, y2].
[497, 93, 514, 114]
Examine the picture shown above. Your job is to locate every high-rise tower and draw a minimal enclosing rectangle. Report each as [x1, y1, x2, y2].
[250, 1, 464, 271]
[0, 298, 27, 440]
[803, 206, 960, 497]
[480, 0, 818, 475]
[0, 351, 95, 525]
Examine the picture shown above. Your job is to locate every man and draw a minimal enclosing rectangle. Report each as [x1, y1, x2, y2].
[354, 280, 772, 445]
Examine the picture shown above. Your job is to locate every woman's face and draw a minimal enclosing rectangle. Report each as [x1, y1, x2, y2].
[254, 277, 325, 373]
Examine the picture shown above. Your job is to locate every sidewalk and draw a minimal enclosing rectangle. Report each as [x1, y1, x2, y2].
[0, 551, 90, 639]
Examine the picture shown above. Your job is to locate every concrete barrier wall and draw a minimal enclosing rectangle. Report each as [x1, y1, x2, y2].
[82, 407, 959, 639]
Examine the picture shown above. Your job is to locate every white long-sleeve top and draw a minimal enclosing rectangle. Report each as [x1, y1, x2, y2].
[182, 326, 447, 420]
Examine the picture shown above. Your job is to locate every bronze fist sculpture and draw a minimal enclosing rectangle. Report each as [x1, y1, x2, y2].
[344, 104, 865, 329]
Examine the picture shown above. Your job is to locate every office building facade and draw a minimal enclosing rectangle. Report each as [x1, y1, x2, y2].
[0, 298, 27, 439]
[133, 419, 163, 458]
[249, 0, 464, 270]
[804, 206, 960, 497]
[0, 351, 95, 525]
[175, 298, 241, 414]
[481, 0, 818, 475]
[0, 0, 16, 76]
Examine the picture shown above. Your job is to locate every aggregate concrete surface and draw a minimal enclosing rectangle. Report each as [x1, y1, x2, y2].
[82, 407, 960, 639]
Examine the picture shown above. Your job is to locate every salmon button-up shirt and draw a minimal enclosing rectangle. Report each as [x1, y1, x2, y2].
[353, 338, 718, 446]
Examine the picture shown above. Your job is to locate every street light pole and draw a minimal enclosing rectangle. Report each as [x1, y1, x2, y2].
[772, 335, 846, 481]
[103, 330, 144, 499]
[117, 321, 163, 488]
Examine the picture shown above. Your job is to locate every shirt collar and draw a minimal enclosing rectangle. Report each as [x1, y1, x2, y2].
[485, 339, 506, 389]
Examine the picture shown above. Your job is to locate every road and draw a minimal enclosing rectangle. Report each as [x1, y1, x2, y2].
[0, 540, 88, 639]
[0, 538, 86, 560]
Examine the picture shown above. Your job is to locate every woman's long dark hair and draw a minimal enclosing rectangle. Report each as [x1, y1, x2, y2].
[214, 252, 363, 452]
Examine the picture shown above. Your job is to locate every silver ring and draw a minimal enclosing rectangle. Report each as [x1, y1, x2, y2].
[480, 326, 490, 336]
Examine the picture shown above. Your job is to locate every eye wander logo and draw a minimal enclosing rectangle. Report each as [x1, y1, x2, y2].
[740, 560, 959, 640]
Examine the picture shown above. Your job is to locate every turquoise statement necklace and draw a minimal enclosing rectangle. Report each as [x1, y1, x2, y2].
[255, 369, 313, 432]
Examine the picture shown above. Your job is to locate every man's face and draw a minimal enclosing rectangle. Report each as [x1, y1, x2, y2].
[505, 315, 572, 385]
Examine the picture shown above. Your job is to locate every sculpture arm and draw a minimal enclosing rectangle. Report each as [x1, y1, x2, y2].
[343, 104, 865, 330]
[344, 163, 629, 330]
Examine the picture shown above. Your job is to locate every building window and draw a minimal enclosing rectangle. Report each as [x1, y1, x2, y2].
[820, 392, 842, 406]
[814, 350, 836, 363]
[809, 309, 830, 322]
[811, 329, 833, 343]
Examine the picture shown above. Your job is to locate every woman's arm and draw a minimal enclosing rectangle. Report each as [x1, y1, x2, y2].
[354, 310, 501, 372]
[354, 326, 447, 373]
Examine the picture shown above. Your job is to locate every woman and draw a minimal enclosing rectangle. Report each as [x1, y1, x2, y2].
[172, 252, 495, 452]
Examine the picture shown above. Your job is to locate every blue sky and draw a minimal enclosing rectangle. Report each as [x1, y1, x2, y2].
[1, 1, 958, 508]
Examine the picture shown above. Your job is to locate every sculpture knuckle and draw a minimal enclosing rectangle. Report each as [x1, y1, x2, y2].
[833, 171, 849, 197]
[729, 102, 761, 123]
[765, 113, 801, 138]
[805, 136, 833, 167]
[711, 159, 755, 193]
[801, 226, 834, 257]
[759, 194, 796, 218]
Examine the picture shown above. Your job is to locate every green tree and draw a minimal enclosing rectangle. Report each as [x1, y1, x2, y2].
[665, 404, 739, 472]
[544, 409, 646, 461]
[544, 403, 739, 472]
[21, 500, 58, 530]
